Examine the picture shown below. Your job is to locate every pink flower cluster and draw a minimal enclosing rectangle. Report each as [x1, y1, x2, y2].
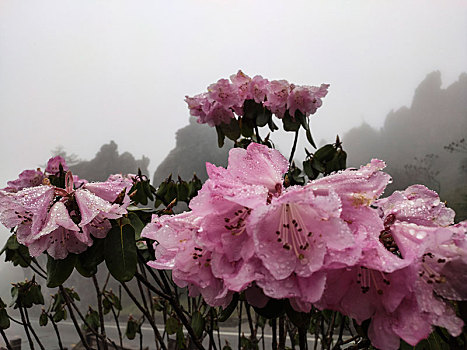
[0, 156, 133, 259]
[142, 143, 467, 350]
[185, 71, 329, 126]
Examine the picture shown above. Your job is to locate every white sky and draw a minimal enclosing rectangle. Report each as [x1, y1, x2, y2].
[0, 0, 466, 243]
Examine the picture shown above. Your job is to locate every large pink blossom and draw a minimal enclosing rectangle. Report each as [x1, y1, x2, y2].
[0, 168, 131, 259]
[141, 212, 233, 307]
[3, 169, 45, 193]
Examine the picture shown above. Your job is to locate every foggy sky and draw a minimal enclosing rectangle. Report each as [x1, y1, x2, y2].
[1, 0, 467, 245]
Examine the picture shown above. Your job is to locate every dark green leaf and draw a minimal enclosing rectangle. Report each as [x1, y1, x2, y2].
[305, 127, 317, 148]
[76, 238, 105, 277]
[177, 180, 190, 203]
[221, 119, 241, 141]
[47, 254, 77, 288]
[0, 309, 10, 330]
[39, 311, 48, 327]
[218, 293, 239, 322]
[256, 108, 271, 127]
[311, 157, 325, 173]
[313, 144, 336, 162]
[128, 212, 145, 240]
[176, 327, 186, 349]
[165, 316, 181, 335]
[303, 160, 318, 180]
[104, 223, 137, 282]
[282, 112, 300, 132]
[191, 311, 205, 339]
[53, 308, 66, 323]
[125, 317, 140, 340]
[215, 125, 225, 147]
[285, 302, 310, 330]
[240, 117, 255, 137]
[253, 298, 286, 319]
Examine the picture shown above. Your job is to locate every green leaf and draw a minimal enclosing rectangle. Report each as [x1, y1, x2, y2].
[104, 223, 137, 282]
[305, 127, 317, 148]
[2, 234, 32, 268]
[125, 316, 141, 340]
[128, 212, 145, 240]
[177, 180, 190, 203]
[220, 118, 241, 141]
[39, 311, 48, 327]
[84, 308, 100, 332]
[256, 108, 271, 127]
[253, 298, 286, 319]
[313, 144, 336, 162]
[215, 125, 225, 148]
[311, 157, 325, 173]
[165, 316, 181, 335]
[282, 112, 300, 132]
[47, 254, 77, 288]
[0, 309, 10, 330]
[218, 293, 239, 322]
[191, 311, 205, 339]
[240, 117, 255, 137]
[53, 308, 66, 323]
[285, 302, 310, 330]
[75, 238, 105, 277]
[303, 160, 318, 180]
[176, 327, 186, 349]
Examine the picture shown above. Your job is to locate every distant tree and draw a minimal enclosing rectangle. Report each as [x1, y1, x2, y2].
[153, 118, 231, 186]
[70, 140, 150, 182]
[50, 145, 81, 166]
[444, 137, 467, 174]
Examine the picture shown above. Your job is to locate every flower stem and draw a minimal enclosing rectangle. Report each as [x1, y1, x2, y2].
[289, 130, 299, 164]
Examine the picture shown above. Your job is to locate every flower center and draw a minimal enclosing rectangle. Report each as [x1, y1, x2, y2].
[379, 214, 402, 258]
[276, 203, 312, 262]
[224, 207, 252, 236]
[356, 267, 390, 295]
[419, 252, 447, 285]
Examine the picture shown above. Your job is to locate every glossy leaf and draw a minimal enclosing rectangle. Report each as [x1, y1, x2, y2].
[47, 254, 77, 288]
[104, 223, 137, 282]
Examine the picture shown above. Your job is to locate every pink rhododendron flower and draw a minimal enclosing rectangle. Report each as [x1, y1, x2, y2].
[207, 78, 241, 109]
[230, 70, 251, 101]
[286, 84, 330, 118]
[264, 80, 291, 118]
[3, 169, 45, 193]
[248, 75, 269, 103]
[248, 186, 357, 280]
[0, 169, 131, 259]
[45, 156, 69, 175]
[141, 212, 233, 307]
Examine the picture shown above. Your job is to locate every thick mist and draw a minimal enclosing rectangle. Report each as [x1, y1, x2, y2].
[1, 1, 466, 298]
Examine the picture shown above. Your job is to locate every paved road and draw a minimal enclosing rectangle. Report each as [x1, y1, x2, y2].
[1, 318, 351, 349]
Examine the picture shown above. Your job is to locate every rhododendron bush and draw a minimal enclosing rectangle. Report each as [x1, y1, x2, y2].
[0, 71, 466, 350]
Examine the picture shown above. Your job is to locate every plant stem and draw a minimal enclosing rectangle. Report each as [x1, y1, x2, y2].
[0, 328, 12, 350]
[18, 307, 35, 350]
[289, 130, 299, 164]
[59, 286, 91, 350]
[237, 301, 243, 350]
[92, 275, 109, 350]
[48, 314, 65, 350]
[298, 326, 307, 350]
[121, 282, 168, 350]
[279, 316, 286, 350]
[245, 303, 255, 339]
[110, 305, 123, 349]
[24, 308, 45, 350]
[255, 125, 262, 143]
[271, 318, 277, 350]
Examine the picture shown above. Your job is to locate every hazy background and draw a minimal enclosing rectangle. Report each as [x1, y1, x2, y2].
[1, 0, 467, 292]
